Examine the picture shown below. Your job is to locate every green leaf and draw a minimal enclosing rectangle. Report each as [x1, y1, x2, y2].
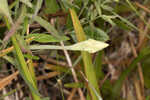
[32, 16, 69, 41]
[67, 39, 108, 53]
[30, 39, 109, 53]
[140, 47, 150, 88]
[44, 0, 59, 14]
[41, 97, 50, 100]
[102, 0, 113, 4]
[61, 0, 79, 10]
[16, 34, 30, 52]
[114, 19, 131, 30]
[27, 33, 67, 43]
[24, 54, 39, 60]
[101, 5, 113, 11]
[11, 36, 41, 100]
[113, 12, 138, 31]
[101, 15, 116, 26]
[114, 0, 119, 2]
[94, 51, 104, 79]
[25, 97, 31, 100]
[84, 26, 109, 41]
[2, 56, 16, 65]
[33, 0, 43, 16]
[146, 95, 150, 100]
[114, 3, 132, 13]
[64, 82, 84, 88]
[101, 80, 113, 99]
[0, 88, 18, 100]
[0, 0, 13, 23]
[94, 1, 102, 16]
[20, 0, 33, 8]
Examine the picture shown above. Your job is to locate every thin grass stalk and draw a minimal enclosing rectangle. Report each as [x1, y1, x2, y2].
[28, 59, 38, 86]
[60, 41, 85, 100]
[126, 0, 150, 30]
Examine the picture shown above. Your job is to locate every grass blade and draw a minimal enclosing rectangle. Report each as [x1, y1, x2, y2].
[20, 0, 33, 8]
[11, 36, 41, 100]
[32, 16, 69, 41]
[70, 8, 102, 100]
[112, 49, 150, 99]
[0, 0, 13, 24]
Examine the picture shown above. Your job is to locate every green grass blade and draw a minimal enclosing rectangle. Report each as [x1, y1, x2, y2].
[34, 0, 43, 16]
[126, 0, 150, 30]
[20, 0, 33, 8]
[112, 49, 150, 99]
[11, 36, 41, 100]
[26, 33, 65, 43]
[94, 51, 104, 79]
[0, 0, 13, 24]
[70, 8, 102, 100]
[69, 10, 86, 42]
[44, 0, 59, 14]
[32, 15, 69, 41]
[0, 88, 18, 99]
[28, 59, 37, 86]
